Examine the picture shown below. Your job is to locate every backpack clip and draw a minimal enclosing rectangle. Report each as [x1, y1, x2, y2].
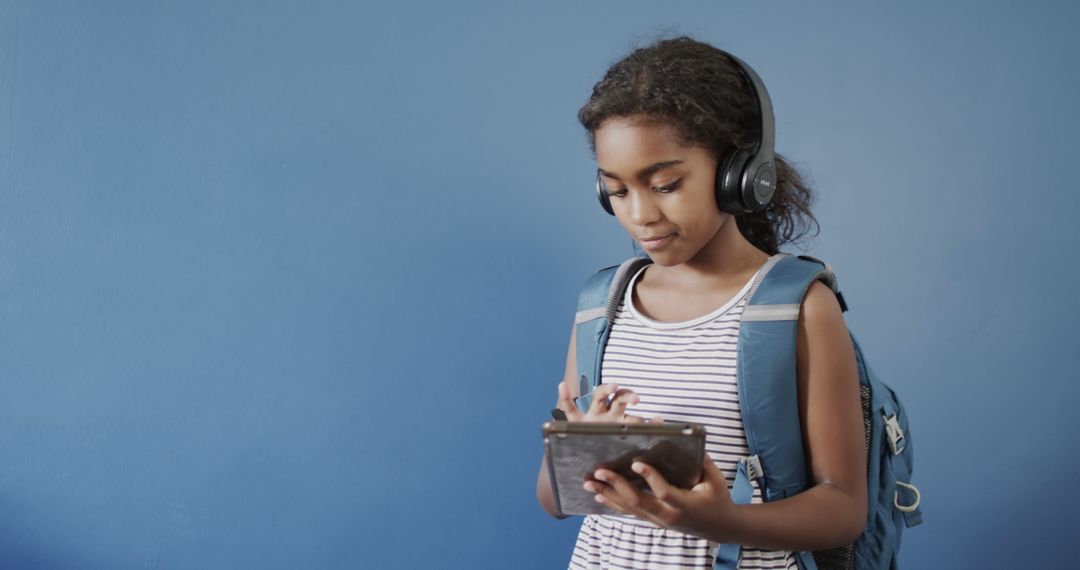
[894, 481, 922, 513]
[744, 455, 764, 481]
[883, 413, 906, 455]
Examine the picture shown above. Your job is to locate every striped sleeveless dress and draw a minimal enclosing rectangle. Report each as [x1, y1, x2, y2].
[568, 254, 799, 570]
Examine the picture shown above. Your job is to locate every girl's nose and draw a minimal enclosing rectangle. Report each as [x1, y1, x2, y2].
[628, 191, 661, 226]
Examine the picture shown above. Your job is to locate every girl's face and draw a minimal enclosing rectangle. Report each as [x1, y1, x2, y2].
[594, 117, 729, 267]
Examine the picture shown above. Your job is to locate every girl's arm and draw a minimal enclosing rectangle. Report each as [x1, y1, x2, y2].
[587, 281, 867, 550]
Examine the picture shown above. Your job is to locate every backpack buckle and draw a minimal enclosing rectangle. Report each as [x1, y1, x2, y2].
[744, 455, 764, 480]
[883, 413, 905, 455]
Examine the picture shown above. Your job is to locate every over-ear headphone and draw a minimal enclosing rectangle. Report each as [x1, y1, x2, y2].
[595, 49, 776, 216]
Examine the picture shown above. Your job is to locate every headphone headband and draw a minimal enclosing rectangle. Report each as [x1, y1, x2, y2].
[722, 52, 775, 166]
[716, 50, 776, 214]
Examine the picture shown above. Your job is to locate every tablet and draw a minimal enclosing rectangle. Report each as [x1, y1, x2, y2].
[542, 421, 706, 516]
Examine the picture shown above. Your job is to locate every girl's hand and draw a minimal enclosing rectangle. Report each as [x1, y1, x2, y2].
[556, 380, 656, 423]
[583, 453, 736, 542]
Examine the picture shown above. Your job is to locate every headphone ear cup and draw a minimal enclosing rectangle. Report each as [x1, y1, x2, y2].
[747, 161, 776, 211]
[716, 148, 752, 214]
[596, 173, 614, 216]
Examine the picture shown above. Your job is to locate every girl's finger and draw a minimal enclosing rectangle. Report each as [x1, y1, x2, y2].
[605, 389, 639, 420]
[586, 383, 619, 417]
[557, 381, 584, 421]
[632, 461, 686, 508]
[556, 381, 571, 409]
[590, 470, 642, 513]
[594, 468, 678, 522]
[595, 469, 656, 510]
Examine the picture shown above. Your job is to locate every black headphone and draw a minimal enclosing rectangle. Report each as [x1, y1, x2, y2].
[595, 50, 776, 216]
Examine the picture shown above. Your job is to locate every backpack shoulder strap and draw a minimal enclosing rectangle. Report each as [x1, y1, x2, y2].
[714, 255, 844, 570]
[573, 257, 651, 412]
[739, 254, 841, 497]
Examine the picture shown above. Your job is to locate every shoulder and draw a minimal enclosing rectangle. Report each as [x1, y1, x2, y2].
[794, 278, 858, 393]
[794, 277, 860, 417]
[800, 279, 844, 327]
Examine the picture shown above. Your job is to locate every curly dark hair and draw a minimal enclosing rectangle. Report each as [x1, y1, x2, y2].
[578, 36, 818, 255]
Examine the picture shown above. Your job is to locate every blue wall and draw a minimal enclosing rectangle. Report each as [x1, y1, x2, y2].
[2, 1, 1077, 568]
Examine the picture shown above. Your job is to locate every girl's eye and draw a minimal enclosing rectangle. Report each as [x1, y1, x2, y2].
[655, 180, 681, 193]
[606, 179, 680, 198]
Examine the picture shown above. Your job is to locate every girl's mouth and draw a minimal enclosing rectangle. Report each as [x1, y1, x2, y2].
[639, 234, 674, 251]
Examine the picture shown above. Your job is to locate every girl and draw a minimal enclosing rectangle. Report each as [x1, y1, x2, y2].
[536, 37, 866, 569]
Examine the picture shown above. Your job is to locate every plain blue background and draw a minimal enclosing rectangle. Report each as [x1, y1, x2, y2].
[2, 1, 1078, 568]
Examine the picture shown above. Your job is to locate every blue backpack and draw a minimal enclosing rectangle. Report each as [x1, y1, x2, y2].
[573, 254, 923, 570]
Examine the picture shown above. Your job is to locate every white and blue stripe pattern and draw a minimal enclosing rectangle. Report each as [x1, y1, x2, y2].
[569, 255, 798, 570]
